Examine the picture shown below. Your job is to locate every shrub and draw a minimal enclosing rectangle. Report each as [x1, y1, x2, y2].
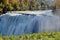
[29, 0, 41, 10]
[0, 3, 5, 13]
[0, 0, 58, 14]
[7, 3, 14, 11]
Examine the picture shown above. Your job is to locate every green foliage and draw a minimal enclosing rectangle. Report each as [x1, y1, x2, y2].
[29, 0, 41, 10]
[0, 0, 41, 11]
[0, 32, 60, 40]
[7, 3, 14, 11]
[0, 0, 53, 14]
[0, 3, 5, 14]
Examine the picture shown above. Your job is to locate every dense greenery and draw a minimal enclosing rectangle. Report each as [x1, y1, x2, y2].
[0, 32, 60, 40]
[0, 0, 48, 14]
[0, 0, 58, 14]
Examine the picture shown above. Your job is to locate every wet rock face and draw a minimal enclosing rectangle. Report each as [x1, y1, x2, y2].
[0, 11, 60, 35]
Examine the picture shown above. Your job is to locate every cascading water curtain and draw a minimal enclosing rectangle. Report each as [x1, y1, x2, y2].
[0, 11, 60, 35]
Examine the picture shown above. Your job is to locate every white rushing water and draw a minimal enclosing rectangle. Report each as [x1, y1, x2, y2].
[0, 10, 60, 35]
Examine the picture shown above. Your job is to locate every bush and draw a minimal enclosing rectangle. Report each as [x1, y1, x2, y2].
[1, 0, 41, 11]
[0, 3, 5, 14]
[29, 0, 41, 10]
[0, 32, 60, 40]
[0, 0, 57, 14]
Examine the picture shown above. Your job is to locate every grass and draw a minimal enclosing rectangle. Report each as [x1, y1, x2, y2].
[0, 32, 60, 40]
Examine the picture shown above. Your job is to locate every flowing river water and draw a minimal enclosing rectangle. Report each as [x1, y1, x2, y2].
[0, 10, 60, 35]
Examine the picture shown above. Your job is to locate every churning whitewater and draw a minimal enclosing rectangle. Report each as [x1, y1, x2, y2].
[0, 11, 60, 35]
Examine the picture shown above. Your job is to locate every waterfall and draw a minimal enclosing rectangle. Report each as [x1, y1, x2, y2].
[0, 11, 60, 35]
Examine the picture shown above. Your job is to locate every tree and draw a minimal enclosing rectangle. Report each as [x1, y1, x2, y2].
[55, 0, 60, 8]
[10, 0, 19, 4]
[21, 0, 30, 10]
[0, 0, 4, 3]
[3, 0, 9, 5]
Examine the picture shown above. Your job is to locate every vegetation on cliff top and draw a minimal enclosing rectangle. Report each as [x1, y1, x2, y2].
[0, 0, 49, 14]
